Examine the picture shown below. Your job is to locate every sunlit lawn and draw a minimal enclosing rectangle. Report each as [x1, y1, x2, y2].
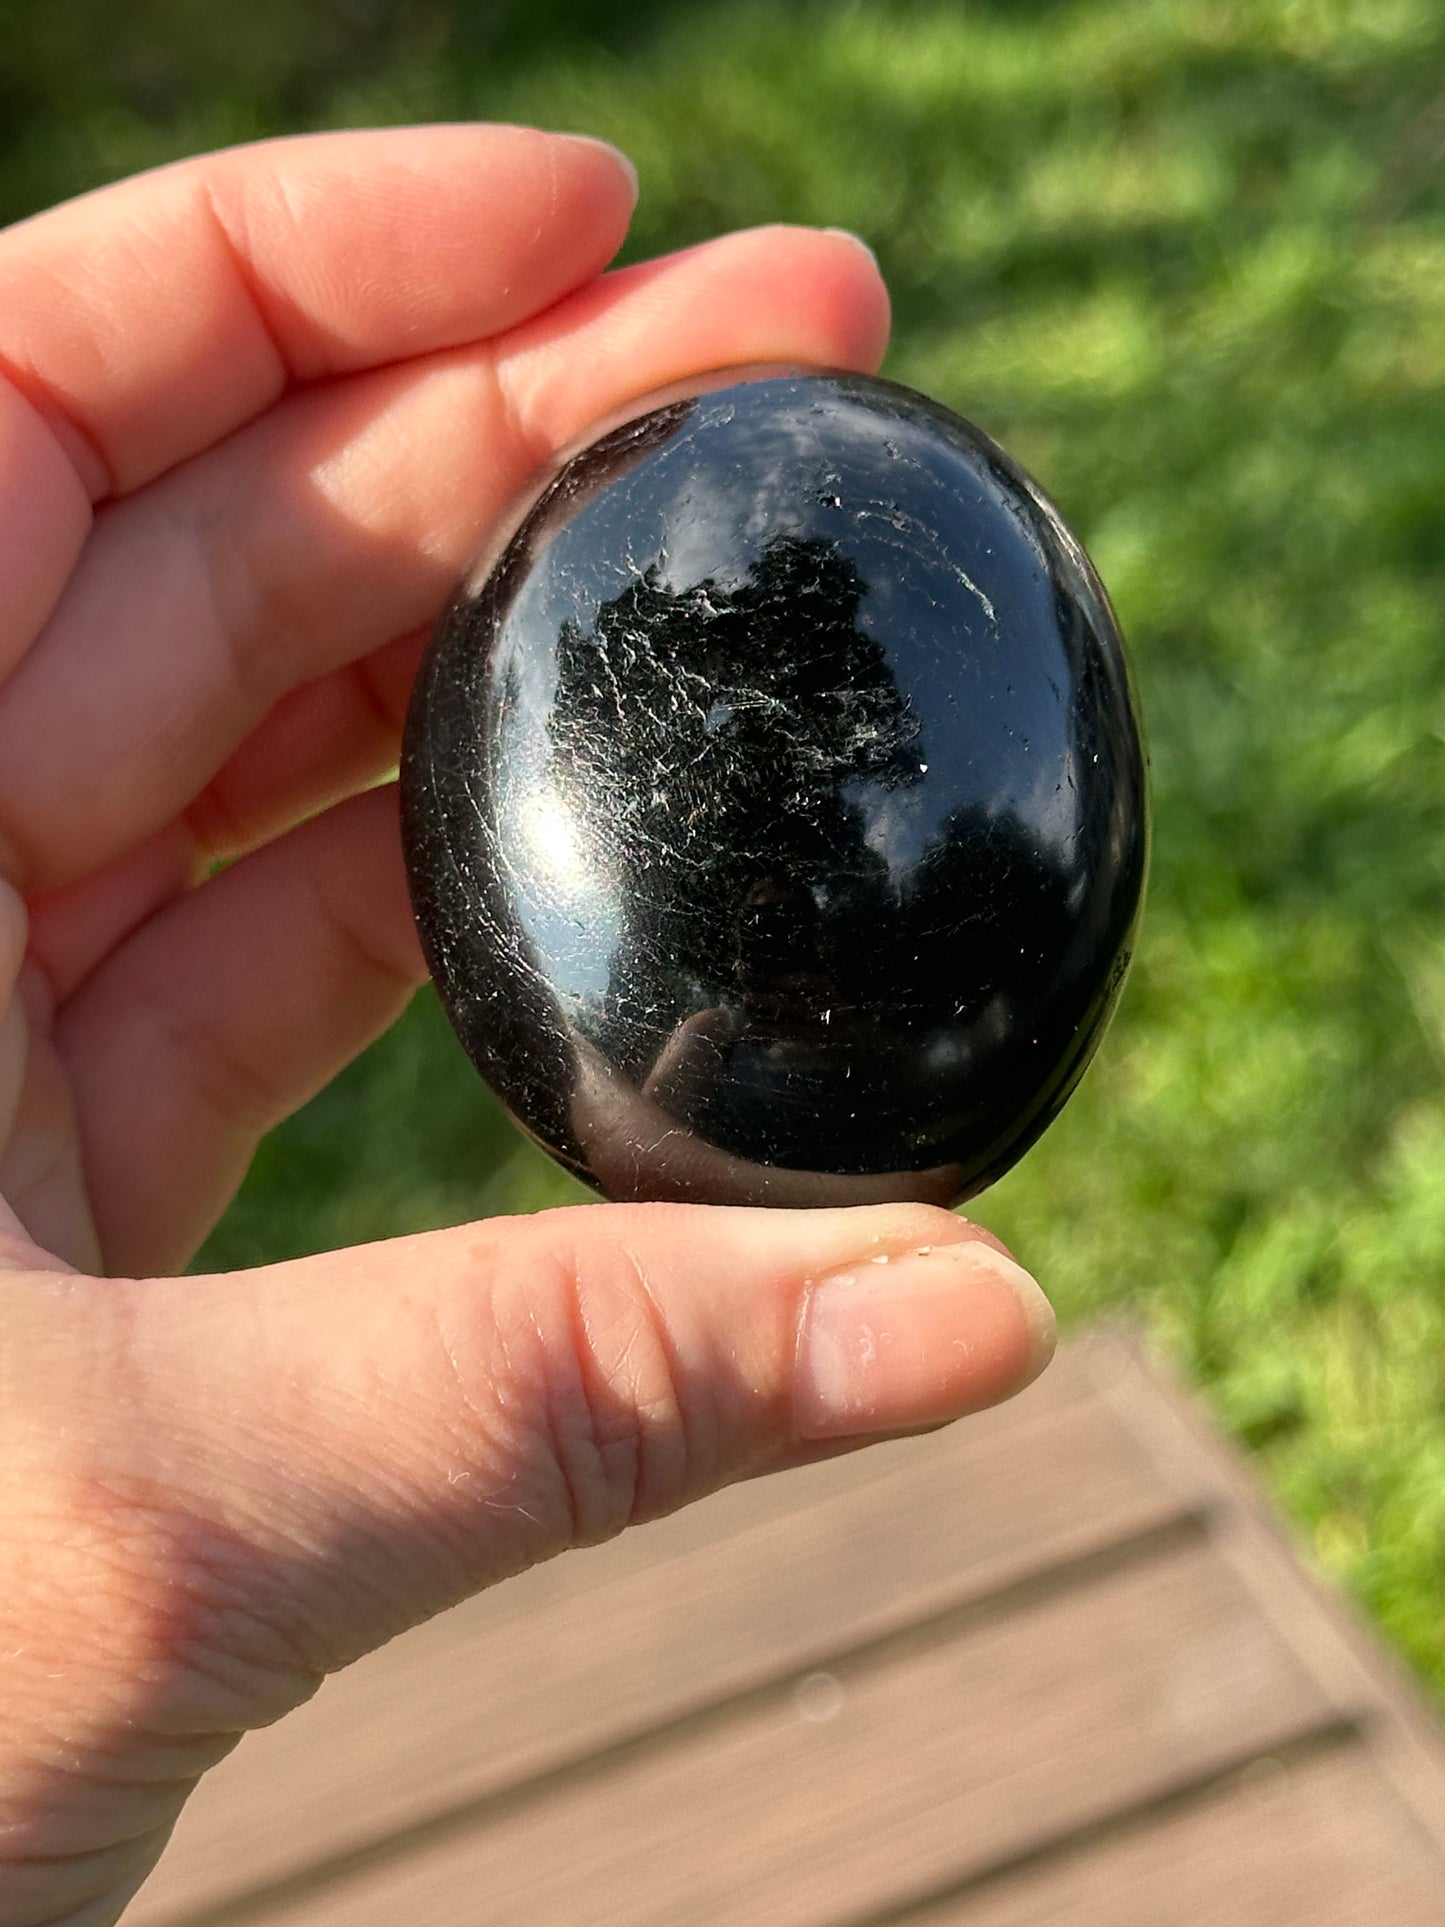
[7, 0, 1443, 1690]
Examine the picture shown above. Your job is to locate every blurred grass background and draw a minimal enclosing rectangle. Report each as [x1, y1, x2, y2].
[4, 0, 1443, 1688]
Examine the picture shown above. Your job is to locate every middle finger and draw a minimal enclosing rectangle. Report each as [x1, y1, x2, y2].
[0, 227, 888, 895]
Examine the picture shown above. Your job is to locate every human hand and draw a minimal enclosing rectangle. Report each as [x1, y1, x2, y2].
[0, 126, 1055, 1925]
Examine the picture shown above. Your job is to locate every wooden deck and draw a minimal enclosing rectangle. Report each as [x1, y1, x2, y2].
[128, 1332, 1445, 1926]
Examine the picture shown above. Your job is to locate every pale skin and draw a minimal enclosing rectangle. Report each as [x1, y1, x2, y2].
[0, 126, 1056, 1925]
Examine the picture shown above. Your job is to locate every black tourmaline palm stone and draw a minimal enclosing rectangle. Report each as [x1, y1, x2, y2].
[401, 370, 1148, 1209]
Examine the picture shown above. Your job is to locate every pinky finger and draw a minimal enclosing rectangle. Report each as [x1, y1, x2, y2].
[29, 624, 429, 1003]
[54, 784, 427, 1276]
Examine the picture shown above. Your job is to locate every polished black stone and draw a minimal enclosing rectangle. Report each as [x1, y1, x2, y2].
[401, 370, 1148, 1209]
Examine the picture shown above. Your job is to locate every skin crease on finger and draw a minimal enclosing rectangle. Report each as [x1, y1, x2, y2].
[0, 376, 92, 686]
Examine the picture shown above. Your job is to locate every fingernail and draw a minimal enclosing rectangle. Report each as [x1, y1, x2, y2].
[795, 1240, 1055, 1442]
[823, 227, 880, 270]
[561, 135, 640, 208]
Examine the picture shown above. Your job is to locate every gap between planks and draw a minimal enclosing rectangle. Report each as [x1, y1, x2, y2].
[146, 1505, 1219, 1927]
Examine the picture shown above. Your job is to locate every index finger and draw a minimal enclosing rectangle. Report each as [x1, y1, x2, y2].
[0, 125, 638, 501]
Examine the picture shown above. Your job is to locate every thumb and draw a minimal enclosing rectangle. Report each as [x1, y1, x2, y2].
[120, 1202, 1053, 1672]
[33, 1202, 1052, 1712]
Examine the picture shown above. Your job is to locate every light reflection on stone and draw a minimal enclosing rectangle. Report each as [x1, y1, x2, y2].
[402, 370, 1148, 1207]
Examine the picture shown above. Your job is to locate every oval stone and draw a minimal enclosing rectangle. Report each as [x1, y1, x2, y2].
[401, 370, 1148, 1209]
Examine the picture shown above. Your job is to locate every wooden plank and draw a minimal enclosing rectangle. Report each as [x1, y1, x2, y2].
[1085, 1337, 1445, 1854]
[198, 1536, 1342, 1927]
[900, 1747, 1445, 1927]
[132, 1341, 1188, 1925]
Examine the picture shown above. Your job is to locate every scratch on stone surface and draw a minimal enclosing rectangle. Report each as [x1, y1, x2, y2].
[954, 567, 997, 625]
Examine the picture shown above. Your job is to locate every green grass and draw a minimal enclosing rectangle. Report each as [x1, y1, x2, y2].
[5, 0, 1444, 1689]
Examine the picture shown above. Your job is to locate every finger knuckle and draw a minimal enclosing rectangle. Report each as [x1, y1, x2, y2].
[512, 1231, 693, 1548]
